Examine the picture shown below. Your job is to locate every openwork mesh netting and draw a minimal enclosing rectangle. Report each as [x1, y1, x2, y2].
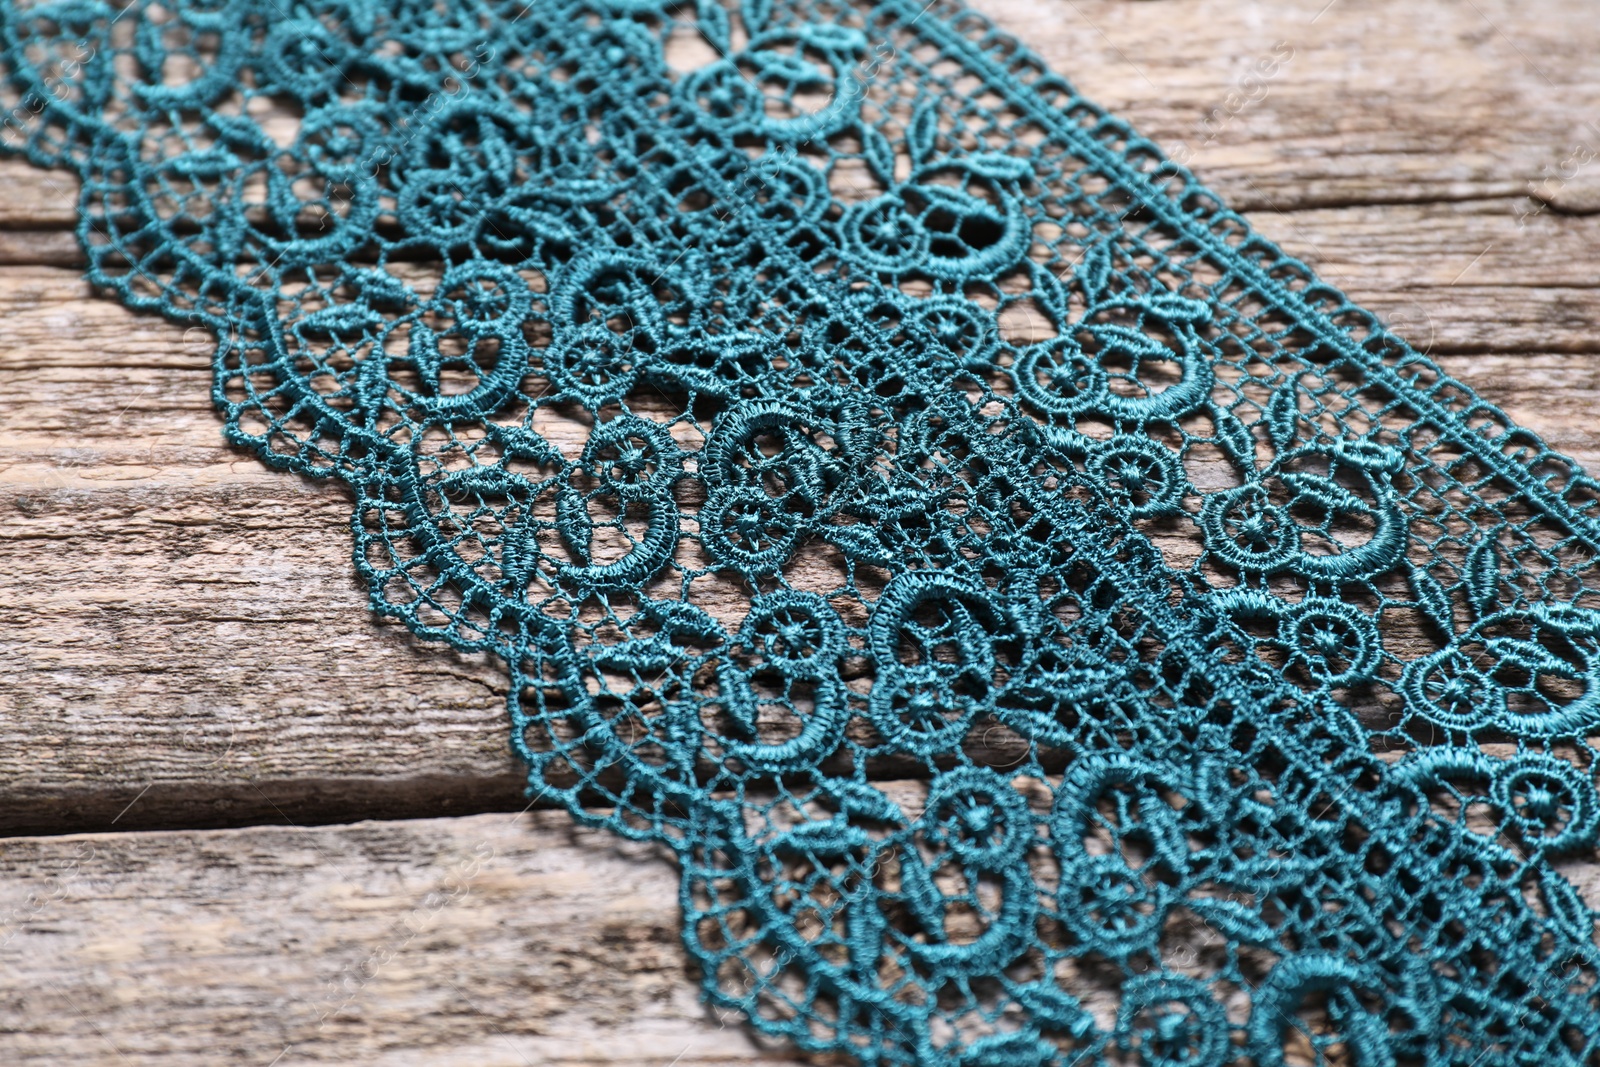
[5, 0, 1600, 1061]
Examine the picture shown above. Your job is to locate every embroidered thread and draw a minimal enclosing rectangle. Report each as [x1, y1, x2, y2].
[3, 0, 1598, 1061]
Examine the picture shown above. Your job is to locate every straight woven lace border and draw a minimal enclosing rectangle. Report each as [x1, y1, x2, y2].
[4, 0, 1600, 1062]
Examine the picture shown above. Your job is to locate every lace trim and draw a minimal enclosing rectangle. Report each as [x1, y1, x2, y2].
[3, 0, 1597, 1062]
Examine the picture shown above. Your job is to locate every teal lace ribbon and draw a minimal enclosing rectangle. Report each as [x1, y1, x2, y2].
[5, 1, 1599, 1062]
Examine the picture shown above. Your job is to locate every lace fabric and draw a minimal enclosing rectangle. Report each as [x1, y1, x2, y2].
[3, 0, 1598, 1061]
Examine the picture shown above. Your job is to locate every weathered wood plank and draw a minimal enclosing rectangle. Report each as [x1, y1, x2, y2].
[0, 812, 798, 1066]
[0, 0, 1592, 239]
[7, 183, 1600, 817]
[0, 269, 527, 834]
[0, 0, 1594, 238]
[7, 268, 1600, 834]
[0, 163, 79, 229]
[1, 810, 1594, 1066]
[989, 0, 1600, 214]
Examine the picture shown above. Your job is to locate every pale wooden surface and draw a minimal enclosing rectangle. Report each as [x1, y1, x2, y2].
[0, 813, 786, 1066]
[2, 0, 1599, 1062]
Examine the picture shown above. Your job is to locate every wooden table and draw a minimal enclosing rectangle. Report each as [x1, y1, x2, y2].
[3, 0, 1597, 1061]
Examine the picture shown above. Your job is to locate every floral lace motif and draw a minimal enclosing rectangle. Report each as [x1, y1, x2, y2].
[5, 0, 1599, 1062]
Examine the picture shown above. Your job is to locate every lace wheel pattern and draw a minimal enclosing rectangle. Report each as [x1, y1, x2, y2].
[3, 0, 1599, 1062]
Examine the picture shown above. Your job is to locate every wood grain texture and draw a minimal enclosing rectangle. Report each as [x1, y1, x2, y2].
[0, 0, 1589, 228]
[957, 0, 1600, 214]
[0, 267, 524, 834]
[2, 0, 1600, 1062]
[0, 812, 788, 1066]
[2, 809, 1596, 1066]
